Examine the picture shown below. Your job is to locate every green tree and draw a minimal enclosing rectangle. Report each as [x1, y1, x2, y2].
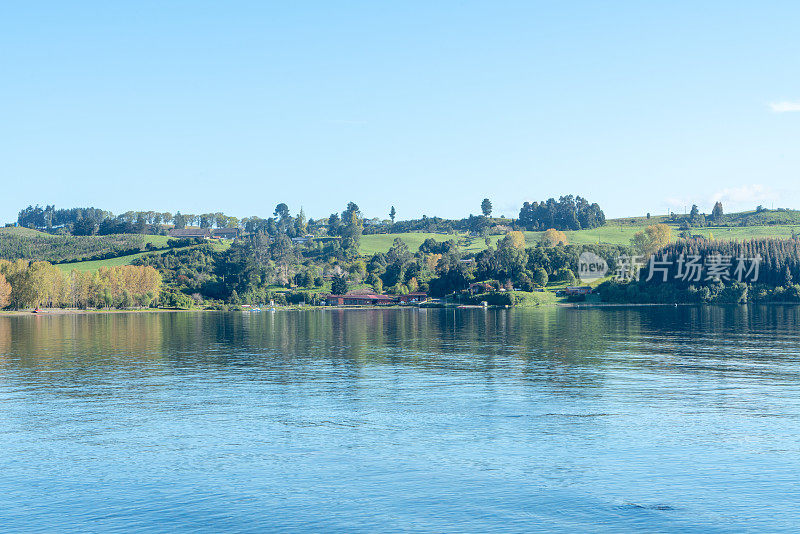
[553, 267, 576, 285]
[689, 204, 701, 224]
[712, 201, 724, 221]
[481, 198, 492, 217]
[295, 207, 308, 236]
[327, 213, 341, 235]
[199, 214, 214, 228]
[331, 273, 348, 295]
[631, 231, 651, 255]
[387, 237, 412, 264]
[340, 202, 363, 251]
[390, 206, 396, 224]
[274, 203, 290, 221]
[173, 212, 187, 229]
[372, 276, 383, 294]
[229, 289, 241, 305]
[533, 267, 548, 287]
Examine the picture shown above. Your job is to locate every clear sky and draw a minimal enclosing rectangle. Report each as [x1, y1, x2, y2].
[2, 1, 799, 223]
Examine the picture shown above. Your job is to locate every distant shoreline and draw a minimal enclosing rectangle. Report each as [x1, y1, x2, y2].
[0, 308, 199, 317]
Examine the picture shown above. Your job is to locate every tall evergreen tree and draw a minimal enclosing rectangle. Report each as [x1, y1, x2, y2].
[712, 202, 724, 221]
[481, 198, 492, 217]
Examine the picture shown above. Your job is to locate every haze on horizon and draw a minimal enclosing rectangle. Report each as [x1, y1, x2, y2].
[2, 1, 799, 223]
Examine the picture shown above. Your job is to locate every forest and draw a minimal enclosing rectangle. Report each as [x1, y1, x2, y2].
[598, 239, 800, 304]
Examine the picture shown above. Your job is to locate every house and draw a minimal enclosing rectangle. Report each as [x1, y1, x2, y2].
[468, 282, 494, 294]
[565, 286, 592, 296]
[397, 292, 428, 304]
[212, 228, 240, 239]
[291, 234, 315, 245]
[326, 293, 397, 306]
[168, 228, 212, 239]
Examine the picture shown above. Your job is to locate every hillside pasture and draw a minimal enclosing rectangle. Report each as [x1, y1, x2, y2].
[56, 240, 231, 272]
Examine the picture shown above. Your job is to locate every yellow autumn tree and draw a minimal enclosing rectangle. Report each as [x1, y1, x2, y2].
[540, 228, 568, 246]
[501, 230, 526, 250]
[0, 262, 160, 310]
[632, 223, 672, 255]
[0, 273, 10, 309]
[0, 260, 65, 308]
[425, 253, 443, 273]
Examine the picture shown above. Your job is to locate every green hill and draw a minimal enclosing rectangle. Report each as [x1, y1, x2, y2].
[55, 240, 231, 272]
[358, 210, 800, 254]
[6, 208, 800, 268]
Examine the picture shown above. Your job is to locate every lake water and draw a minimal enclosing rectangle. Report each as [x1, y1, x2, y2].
[1, 307, 799, 532]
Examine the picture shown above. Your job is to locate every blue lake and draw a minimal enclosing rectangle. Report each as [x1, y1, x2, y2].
[1, 307, 799, 532]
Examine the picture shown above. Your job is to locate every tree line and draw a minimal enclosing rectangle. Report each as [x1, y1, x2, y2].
[0, 261, 162, 309]
[518, 195, 605, 231]
[15, 194, 607, 238]
[598, 237, 800, 304]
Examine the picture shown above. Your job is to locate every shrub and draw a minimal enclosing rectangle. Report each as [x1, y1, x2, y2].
[553, 267, 576, 285]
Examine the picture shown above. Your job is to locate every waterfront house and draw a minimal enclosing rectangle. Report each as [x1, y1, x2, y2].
[326, 293, 397, 306]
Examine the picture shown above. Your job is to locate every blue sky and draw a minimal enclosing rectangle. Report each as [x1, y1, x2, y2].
[2, 1, 799, 222]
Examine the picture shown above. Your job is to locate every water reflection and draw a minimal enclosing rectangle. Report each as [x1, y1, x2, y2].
[1, 307, 799, 532]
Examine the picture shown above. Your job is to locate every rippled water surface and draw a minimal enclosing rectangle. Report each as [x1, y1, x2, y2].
[1, 307, 799, 532]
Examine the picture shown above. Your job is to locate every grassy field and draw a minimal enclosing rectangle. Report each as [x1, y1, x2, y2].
[0, 226, 47, 237]
[143, 235, 171, 247]
[56, 251, 159, 272]
[360, 221, 800, 254]
[55, 240, 232, 273]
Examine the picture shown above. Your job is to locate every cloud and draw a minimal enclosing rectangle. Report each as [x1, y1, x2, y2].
[769, 101, 800, 113]
[711, 184, 777, 206]
[662, 185, 784, 215]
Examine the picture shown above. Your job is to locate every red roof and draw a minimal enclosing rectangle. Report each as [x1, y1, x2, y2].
[327, 294, 396, 302]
